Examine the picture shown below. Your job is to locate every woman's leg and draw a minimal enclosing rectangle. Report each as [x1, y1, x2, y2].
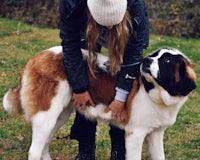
[70, 112, 97, 160]
[109, 125, 126, 160]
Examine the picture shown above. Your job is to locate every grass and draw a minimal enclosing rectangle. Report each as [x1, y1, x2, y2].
[0, 18, 199, 160]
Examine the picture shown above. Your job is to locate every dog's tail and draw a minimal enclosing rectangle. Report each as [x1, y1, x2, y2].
[3, 85, 23, 114]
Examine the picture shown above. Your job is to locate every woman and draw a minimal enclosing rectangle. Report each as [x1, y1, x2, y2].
[59, 0, 149, 159]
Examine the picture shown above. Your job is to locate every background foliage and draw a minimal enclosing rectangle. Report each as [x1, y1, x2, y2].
[0, 0, 200, 38]
[0, 0, 59, 28]
[146, 0, 200, 38]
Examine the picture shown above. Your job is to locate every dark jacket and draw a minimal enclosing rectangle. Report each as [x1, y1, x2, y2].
[59, 0, 149, 93]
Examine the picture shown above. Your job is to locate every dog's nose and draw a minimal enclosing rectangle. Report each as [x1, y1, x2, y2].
[143, 57, 153, 67]
[141, 57, 153, 74]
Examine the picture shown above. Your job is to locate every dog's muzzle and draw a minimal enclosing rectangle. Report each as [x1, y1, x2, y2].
[141, 57, 153, 74]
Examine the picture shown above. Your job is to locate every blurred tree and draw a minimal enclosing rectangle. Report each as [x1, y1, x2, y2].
[0, 0, 59, 28]
[0, 0, 199, 38]
[146, 0, 200, 38]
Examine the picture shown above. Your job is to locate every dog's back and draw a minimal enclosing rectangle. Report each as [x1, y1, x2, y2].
[3, 46, 66, 119]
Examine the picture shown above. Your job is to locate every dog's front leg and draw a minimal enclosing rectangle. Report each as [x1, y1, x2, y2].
[125, 129, 147, 160]
[146, 128, 166, 160]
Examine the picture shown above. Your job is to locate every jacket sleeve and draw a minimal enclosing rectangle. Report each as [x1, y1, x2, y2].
[59, 0, 89, 93]
[117, 0, 149, 92]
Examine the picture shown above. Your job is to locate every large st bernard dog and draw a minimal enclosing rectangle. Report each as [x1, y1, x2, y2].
[3, 47, 196, 160]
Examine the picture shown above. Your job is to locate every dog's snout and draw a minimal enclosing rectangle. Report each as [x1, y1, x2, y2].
[141, 57, 153, 74]
[143, 57, 153, 67]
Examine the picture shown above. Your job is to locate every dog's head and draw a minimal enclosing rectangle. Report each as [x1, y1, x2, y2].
[141, 48, 196, 105]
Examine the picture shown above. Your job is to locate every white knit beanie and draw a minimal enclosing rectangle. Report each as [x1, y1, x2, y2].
[87, 0, 127, 26]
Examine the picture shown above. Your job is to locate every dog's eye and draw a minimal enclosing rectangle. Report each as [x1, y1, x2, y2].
[163, 58, 170, 64]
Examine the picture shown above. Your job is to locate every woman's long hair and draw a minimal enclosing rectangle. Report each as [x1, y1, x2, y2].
[86, 11, 132, 76]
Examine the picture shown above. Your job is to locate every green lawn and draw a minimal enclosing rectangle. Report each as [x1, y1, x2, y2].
[0, 18, 199, 160]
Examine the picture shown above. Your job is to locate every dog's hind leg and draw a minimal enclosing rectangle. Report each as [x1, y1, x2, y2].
[28, 106, 72, 160]
[28, 113, 57, 160]
[41, 105, 74, 160]
[28, 81, 72, 160]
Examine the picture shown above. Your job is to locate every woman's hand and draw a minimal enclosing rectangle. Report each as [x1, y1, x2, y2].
[104, 100, 126, 122]
[72, 91, 95, 110]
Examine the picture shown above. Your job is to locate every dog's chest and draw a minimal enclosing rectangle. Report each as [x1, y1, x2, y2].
[127, 85, 180, 129]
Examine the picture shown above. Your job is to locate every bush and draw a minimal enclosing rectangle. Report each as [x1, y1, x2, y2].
[0, 0, 59, 28]
[0, 0, 199, 38]
[146, 0, 200, 38]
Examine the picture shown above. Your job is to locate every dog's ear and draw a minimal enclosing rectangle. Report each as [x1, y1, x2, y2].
[178, 75, 196, 96]
[177, 58, 196, 96]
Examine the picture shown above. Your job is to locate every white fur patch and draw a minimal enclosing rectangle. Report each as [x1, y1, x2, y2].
[31, 80, 71, 126]
[82, 103, 112, 121]
[46, 46, 62, 55]
[149, 59, 159, 79]
[158, 48, 186, 59]
[81, 48, 109, 71]
[3, 90, 14, 113]
[20, 71, 29, 121]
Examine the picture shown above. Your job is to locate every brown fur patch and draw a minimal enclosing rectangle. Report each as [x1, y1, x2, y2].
[22, 51, 67, 120]
[186, 65, 196, 81]
[124, 79, 140, 124]
[175, 63, 181, 82]
[182, 57, 196, 81]
[125, 131, 133, 137]
[88, 69, 116, 105]
[88, 69, 139, 124]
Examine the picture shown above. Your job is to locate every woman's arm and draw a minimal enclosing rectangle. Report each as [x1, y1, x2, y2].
[59, 0, 89, 93]
[117, 0, 149, 93]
